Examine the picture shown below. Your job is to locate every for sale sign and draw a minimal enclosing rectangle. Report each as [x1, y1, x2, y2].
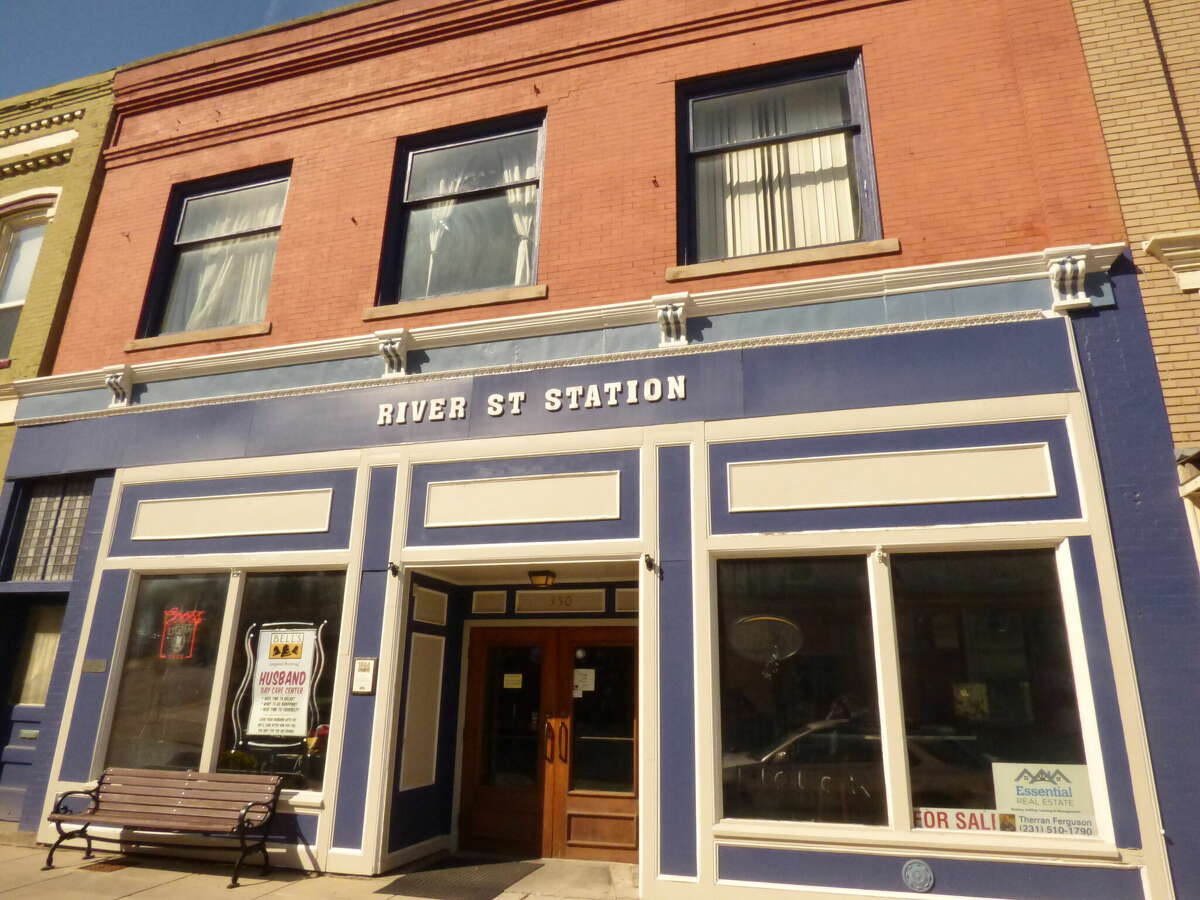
[247, 628, 316, 737]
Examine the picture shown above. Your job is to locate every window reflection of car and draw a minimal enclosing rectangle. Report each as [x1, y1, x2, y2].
[721, 719, 992, 824]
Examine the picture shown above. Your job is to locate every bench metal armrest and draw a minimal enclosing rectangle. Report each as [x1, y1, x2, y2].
[236, 800, 276, 832]
[51, 788, 99, 817]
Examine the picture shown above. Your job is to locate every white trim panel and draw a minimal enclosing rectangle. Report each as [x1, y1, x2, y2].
[412, 585, 448, 626]
[398, 632, 444, 790]
[514, 588, 605, 613]
[726, 443, 1055, 513]
[130, 488, 333, 540]
[424, 470, 620, 528]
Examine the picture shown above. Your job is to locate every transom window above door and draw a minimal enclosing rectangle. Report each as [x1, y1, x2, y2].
[381, 116, 545, 304]
[679, 54, 880, 264]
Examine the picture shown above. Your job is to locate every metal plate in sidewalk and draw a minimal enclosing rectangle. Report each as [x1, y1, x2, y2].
[378, 857, 541, 900]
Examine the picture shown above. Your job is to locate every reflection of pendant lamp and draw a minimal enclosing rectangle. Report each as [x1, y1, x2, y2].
[528, 570, 556, 588]
[730, 615, 803, 679]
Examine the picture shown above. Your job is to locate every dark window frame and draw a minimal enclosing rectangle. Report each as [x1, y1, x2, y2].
[675, 51, 882, 266]
[137, 161, 292, 338]
[375, 111, 547, 307]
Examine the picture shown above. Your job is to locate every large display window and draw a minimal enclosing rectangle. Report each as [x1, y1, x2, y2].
[718, 549, 1096, 837]
[105, 570, 345, 791]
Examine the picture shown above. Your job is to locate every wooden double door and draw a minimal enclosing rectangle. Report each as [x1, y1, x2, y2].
[459, 627, 637, 862]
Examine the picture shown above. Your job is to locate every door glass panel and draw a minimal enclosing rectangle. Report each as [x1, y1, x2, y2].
[570, 645, 635, 793]
[482, 645, 542, 788]
[9, 602, 64, 705]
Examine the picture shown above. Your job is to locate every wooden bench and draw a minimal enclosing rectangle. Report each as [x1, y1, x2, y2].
[44, 768, 283, 887]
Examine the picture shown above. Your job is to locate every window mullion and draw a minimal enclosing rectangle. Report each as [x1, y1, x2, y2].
[199, 570, 246, 772]
[868, 547, 912, 832]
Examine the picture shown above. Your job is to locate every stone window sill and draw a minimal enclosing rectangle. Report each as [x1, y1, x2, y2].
[666, 238, 901, 282]
[125, 321, 272, 352]
[364, 283, 548, 321]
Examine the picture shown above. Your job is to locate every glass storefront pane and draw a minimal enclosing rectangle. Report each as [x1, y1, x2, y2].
[217, 571, 344, 791]
[481, 645, 543, 788]
[569, 644, 635, 793]
[106, 574, 229, 770]
[893, 550, 1094, 836]
[718, 557, 884, 825]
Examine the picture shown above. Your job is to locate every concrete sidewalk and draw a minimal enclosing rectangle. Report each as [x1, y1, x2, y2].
[0, 837, 638, 900]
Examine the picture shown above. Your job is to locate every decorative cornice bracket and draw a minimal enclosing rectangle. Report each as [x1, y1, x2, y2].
[102, 364, 133, 407]
[652, 292, 692, 347]
[1144, 230, 1200, 292]
[376, 328, 410, 376]
[1045, 244, 1126, 312]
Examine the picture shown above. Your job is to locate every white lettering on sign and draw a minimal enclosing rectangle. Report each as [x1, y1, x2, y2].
[374, 375, 687, 426]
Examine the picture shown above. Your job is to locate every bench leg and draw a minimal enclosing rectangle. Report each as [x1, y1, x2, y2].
[43, 823, 90, 870]
[259, 839, 270, 877]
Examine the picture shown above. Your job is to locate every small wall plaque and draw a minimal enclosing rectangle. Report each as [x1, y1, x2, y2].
[81, 659, 107, 674]
[351, 657, 378, 695]
[902, 859, 934, 893]
[18, 729, 39, 740]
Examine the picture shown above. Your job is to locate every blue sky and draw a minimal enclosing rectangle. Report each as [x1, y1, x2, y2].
[2, 0, 357, 98]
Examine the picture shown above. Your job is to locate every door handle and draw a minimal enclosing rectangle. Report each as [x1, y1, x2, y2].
[559, 721, 568, 763]
[545, 719, 555, 762]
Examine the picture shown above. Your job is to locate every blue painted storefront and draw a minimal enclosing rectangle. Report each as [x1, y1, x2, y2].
[4, 266, 1198, 898]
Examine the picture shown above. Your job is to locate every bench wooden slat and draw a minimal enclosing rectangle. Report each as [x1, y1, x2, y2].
[48, 811, 244, 834]
[88, 801, 251, 822]
[96, 791, 266, 813]
[98, 785, 276, 805]
[103, 774, 279, 793]
[105, 768, 282, 786]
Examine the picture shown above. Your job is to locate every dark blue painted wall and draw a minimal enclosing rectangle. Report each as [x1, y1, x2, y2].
[1071, 255, 1200, 890]
[332, 467, 395, 851]
[658, 444, 697, 878]
[17, 474, 113, 829]
[8, 320, 1077, 481]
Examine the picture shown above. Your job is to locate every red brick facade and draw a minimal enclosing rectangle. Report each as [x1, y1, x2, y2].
[55, 0, 1124, 372]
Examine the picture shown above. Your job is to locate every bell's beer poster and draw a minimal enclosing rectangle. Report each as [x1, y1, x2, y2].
[247, 628, 316, 737]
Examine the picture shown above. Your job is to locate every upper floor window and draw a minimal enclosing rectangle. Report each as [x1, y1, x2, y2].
[0, 208, 49, 358]
[680, 55, 879, 264]
[144, 167, 290, 336]
[382, 117, 544, 303]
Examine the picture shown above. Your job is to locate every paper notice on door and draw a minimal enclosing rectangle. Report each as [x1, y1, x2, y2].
[573, 668, 595, 692]
[503, 673, 523, 689]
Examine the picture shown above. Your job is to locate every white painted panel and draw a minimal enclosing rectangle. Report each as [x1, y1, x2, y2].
[0, 130, 78, 163]
[727, 443, 1055, 512]
[472, 591, 507, 614]
[131, 488, 333, 540]
[515, 588, 605, 614]
[615, 588, 639, 612]
[424, 470, 620, 527]
[412, 585, 448, 626]
[399, 633, 444, 790]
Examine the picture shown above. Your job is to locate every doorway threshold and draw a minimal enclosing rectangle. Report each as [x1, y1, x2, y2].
[380, 853, 638, 900]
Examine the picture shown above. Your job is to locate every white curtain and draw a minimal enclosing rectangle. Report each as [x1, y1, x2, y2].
[504, 163, 538, 286]
[12, 604, 64, 706]
[694, 77, 857, 261]
[161, 181, 287, 333]
[424, 175, 463, 296]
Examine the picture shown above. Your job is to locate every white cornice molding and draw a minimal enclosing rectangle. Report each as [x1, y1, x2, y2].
[1144, 231, 1200, 292]
[0, 109, 85, 141]
[17, 244, 1125, 401]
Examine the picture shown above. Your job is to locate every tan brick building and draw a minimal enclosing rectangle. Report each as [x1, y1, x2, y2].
[0, 72, 112, 824]
[1070, 0, 1200, 542]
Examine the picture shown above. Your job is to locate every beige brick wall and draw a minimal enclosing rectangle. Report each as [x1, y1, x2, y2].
[0, 72, 114, 479]
[1072, 0, 1200, 448]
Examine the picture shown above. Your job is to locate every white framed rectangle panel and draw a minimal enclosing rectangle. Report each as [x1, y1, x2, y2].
[412, 585, 448, 625]
[398, 632, 445, 790]
[472, 590, 507, 614]
[131, 488, 333, 540]
[726, 443, 1055, 512]
[424, 470, 621, 527]
[515, 588, 606, 613]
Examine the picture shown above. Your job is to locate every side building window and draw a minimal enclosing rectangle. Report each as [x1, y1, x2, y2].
[381, 117, 544, 303]
[143, 167, 290, 336]
[10, 476, 92, 582]
[718, 550, 1096, 838]
[105, 570, 344, 791]
[680, 54, 879, 264]
[0, 206, 50, 358]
